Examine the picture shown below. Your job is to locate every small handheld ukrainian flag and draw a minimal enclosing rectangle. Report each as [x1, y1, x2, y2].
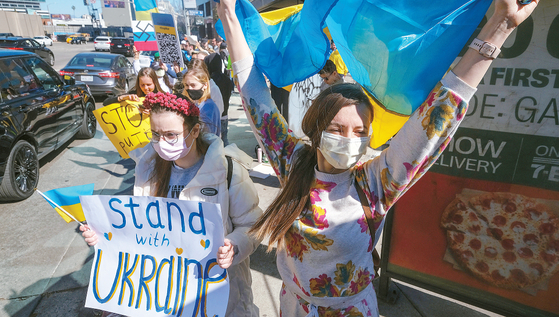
[35, 184, 94, 223]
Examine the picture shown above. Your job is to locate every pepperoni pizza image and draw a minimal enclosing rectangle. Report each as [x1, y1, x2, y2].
[441, 192, 559, 290]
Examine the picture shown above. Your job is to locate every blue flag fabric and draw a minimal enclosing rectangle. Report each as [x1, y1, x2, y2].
[326, 0, 491, 115]
[217, 0, 491, 115]
[42, 184, 95, 223]
[216, 0, 337, 86]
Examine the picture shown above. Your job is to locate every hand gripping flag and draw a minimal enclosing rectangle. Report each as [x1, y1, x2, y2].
[38, 184, 94, 223]
[216, 0, 491, 147]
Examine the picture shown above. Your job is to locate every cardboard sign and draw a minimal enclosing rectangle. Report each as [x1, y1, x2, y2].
[81, 195, 229, 317]
[385, 3, 559, 316]
[152, 13, 185, 69]
[93, 101, 151, 159]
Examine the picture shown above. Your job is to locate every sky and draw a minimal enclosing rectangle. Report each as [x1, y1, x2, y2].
[41, 0, 103, 18]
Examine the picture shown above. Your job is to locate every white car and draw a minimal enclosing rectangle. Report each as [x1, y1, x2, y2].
[94, 36, 111, 51]
[34, 36, 53, 46]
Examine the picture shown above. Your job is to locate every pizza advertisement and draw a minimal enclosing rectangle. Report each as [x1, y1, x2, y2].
[384, 3, 559, 316]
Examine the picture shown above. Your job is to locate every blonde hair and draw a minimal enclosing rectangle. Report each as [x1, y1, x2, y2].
[183, 59, 211, 102]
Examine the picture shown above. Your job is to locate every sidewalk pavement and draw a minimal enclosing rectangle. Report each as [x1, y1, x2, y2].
[0, 92, 503, 317]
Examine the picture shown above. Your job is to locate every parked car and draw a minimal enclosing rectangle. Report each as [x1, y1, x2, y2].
[33, 35, 53, 46]
[109, 37, 134, 57]
[71, 36, 87, 45]
[0, 33, 15, 38]
[0, 49, 96, 201]
[60, 52, 137, 96]
[94, 36, 111, 51]
[0, 38, 55, 66]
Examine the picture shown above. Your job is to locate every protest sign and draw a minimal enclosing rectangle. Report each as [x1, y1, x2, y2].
[152, 13, 184, 69]
[380, 3, 559, 316]
[81, 195, 229, 317]
[93, 100, 151, 159]
[133, 20, 158, 51]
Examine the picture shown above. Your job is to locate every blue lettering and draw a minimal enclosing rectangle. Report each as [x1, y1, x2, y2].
[136, 255, 157, 310]
[119, 253, 139, 307]
[189, 203, 206, 235]
[146, 201, 165, 229]
[109, 198, 126, 229]
[125, 197, 143, 229]
[167, 202, 185, 232]
[92, 250, 123, 303]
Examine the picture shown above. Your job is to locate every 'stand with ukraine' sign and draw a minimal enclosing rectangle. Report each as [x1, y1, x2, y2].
[81, 195, 229, 317]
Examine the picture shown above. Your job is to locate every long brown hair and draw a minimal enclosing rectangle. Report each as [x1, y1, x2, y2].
[250, 83, 374, 250]
[183, 59, 211, 102]
[135, 67, 164, 97]
[148, 105, 209, 197]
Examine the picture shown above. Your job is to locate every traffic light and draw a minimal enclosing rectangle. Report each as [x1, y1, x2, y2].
[84, 0, 89, 5]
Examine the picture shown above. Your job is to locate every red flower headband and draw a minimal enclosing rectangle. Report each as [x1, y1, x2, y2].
[142, 92, 200, 117]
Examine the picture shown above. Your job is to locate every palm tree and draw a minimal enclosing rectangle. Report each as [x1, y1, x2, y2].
[72, 5, 76, 18]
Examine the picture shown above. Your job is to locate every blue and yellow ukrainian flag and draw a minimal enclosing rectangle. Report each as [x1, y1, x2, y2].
[217, 0, 491, 148]
[42, 184, 94, 223]
[134, 0, 158, 21]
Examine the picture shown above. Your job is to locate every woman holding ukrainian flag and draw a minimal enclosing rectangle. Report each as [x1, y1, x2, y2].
[218, 0, 538, 315]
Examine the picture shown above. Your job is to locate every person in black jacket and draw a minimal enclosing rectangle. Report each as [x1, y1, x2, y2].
[204, 52, 234, 145]
[102, 67, 165, 106]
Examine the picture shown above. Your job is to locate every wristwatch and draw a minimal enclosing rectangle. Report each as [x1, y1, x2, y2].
[469, 38, 501, 59]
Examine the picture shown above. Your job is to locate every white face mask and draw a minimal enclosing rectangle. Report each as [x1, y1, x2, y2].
[318, 131, 370, 170]
[152, 129, 195, 161]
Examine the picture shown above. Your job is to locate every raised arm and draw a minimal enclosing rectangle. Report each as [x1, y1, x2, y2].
[217, 0, 305, 183]
[452, 0, 538, 86]
[216, 0, 252, 64]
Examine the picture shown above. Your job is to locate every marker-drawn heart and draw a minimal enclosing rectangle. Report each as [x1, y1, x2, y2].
[176, 248, 183, 255]
[200, 239, 211, 249]
[104, 232, 112, 241]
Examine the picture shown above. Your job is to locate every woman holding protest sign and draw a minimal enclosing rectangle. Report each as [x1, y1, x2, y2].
[102, 67, 165, 106]
[82, 91, 262, 316]
[218, 0, 538, 315]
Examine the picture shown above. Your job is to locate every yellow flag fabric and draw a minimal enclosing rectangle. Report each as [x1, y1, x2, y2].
[42, 184, 94, 223]
[329, 50, 348, 75]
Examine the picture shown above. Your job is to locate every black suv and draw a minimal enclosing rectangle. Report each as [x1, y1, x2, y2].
[0, 49, 97, 201]
[110, 37, 134, 57]
[0, 37, 55, 66]
[71, 36, 87, 45]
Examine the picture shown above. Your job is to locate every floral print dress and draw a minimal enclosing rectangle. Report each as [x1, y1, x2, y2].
[233, 56, 476, 316]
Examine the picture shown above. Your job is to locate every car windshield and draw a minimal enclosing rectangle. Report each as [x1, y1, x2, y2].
[96, 37, 109, 41]
[68, 56, 113, 68]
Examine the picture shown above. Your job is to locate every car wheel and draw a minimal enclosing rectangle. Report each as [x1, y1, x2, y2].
[77, 101, 97, 139]
[48, 53, 55, 66]
[0, 140, 39, 202]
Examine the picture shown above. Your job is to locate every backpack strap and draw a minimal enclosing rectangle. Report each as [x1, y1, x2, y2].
[226, 155, 233, 189]
[354, 179, 381, 277]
